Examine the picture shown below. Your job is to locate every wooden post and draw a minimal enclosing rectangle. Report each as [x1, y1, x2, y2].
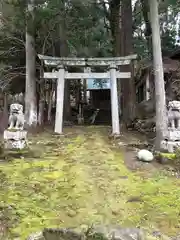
[110, 64, 120, 135]
[171, 119, 175, 129]
[145, 73, 150, 101]
[55, 66, 65, 134]
[83, 67, 91, 103]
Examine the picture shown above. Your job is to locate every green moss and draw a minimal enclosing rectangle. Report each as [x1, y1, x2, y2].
[6, 128, 24, 132]
[0, 129, 180, 239]
[159, 152, 176, 159]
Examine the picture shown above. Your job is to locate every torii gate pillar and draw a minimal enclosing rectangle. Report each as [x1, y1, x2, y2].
[110, 64, 120, 135]
[55, 66, 65, 134]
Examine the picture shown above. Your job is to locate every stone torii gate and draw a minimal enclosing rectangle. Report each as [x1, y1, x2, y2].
[38, 54, 137, 135]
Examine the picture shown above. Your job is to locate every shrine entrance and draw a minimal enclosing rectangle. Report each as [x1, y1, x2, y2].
[38, 55, 137, 135]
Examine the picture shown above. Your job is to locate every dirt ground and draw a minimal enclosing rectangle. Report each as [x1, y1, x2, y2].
[0, 126, 180, 239]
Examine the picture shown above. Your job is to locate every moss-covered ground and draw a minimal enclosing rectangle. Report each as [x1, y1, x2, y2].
[0, 126, 180, 239]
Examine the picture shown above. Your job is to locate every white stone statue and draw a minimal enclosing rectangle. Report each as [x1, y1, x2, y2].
[8, 103, 25, 130]
[168, 100, 180, 110]
[167, 101, 180, 129]
[161, 100, 180, 152]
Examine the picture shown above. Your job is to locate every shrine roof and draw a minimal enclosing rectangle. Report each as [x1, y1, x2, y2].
[137, 57, 180, 73]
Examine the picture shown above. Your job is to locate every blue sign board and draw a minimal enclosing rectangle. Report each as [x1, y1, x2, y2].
[87, 78, 110, 90]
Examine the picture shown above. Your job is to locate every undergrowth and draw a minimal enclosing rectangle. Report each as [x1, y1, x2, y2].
[0, 127, 179, 239]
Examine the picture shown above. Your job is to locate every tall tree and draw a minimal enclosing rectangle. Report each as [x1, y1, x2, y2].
[108, 0, 137, 123]
[109, 0, 121, 56]
[58, 1, 71, 121]
[140, 0, 152, 58]
[149, 0, 168, 150]
[121, 0, 137, 122]
[25, 0, 37, 126]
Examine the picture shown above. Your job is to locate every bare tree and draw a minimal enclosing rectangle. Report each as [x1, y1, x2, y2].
[149, 0, 168, 150]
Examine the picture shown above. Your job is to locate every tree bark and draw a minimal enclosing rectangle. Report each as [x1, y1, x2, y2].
[120, 0, 137, 123]
[58, 3, 71, 122]
[47, 83, 54, 122]
[54, 1, 71, 121]
[38, 99, 44, 125]
[38, 80, 45, 125]
[149, 0, 168, 150]
[109, 0, 137, 123]
[141, 0, 152, 58]
[25, 0, 37, 127]
[109, 0, 121, 56]
[2, 92, 8, 130]
[3, 92, 8, 115]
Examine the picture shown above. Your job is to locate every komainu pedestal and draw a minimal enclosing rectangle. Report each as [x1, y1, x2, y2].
[4, 130, 27, 149]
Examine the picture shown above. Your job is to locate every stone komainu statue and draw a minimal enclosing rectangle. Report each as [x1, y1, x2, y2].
[167, 100, 180, 129]
[8, 103, 25, 130]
